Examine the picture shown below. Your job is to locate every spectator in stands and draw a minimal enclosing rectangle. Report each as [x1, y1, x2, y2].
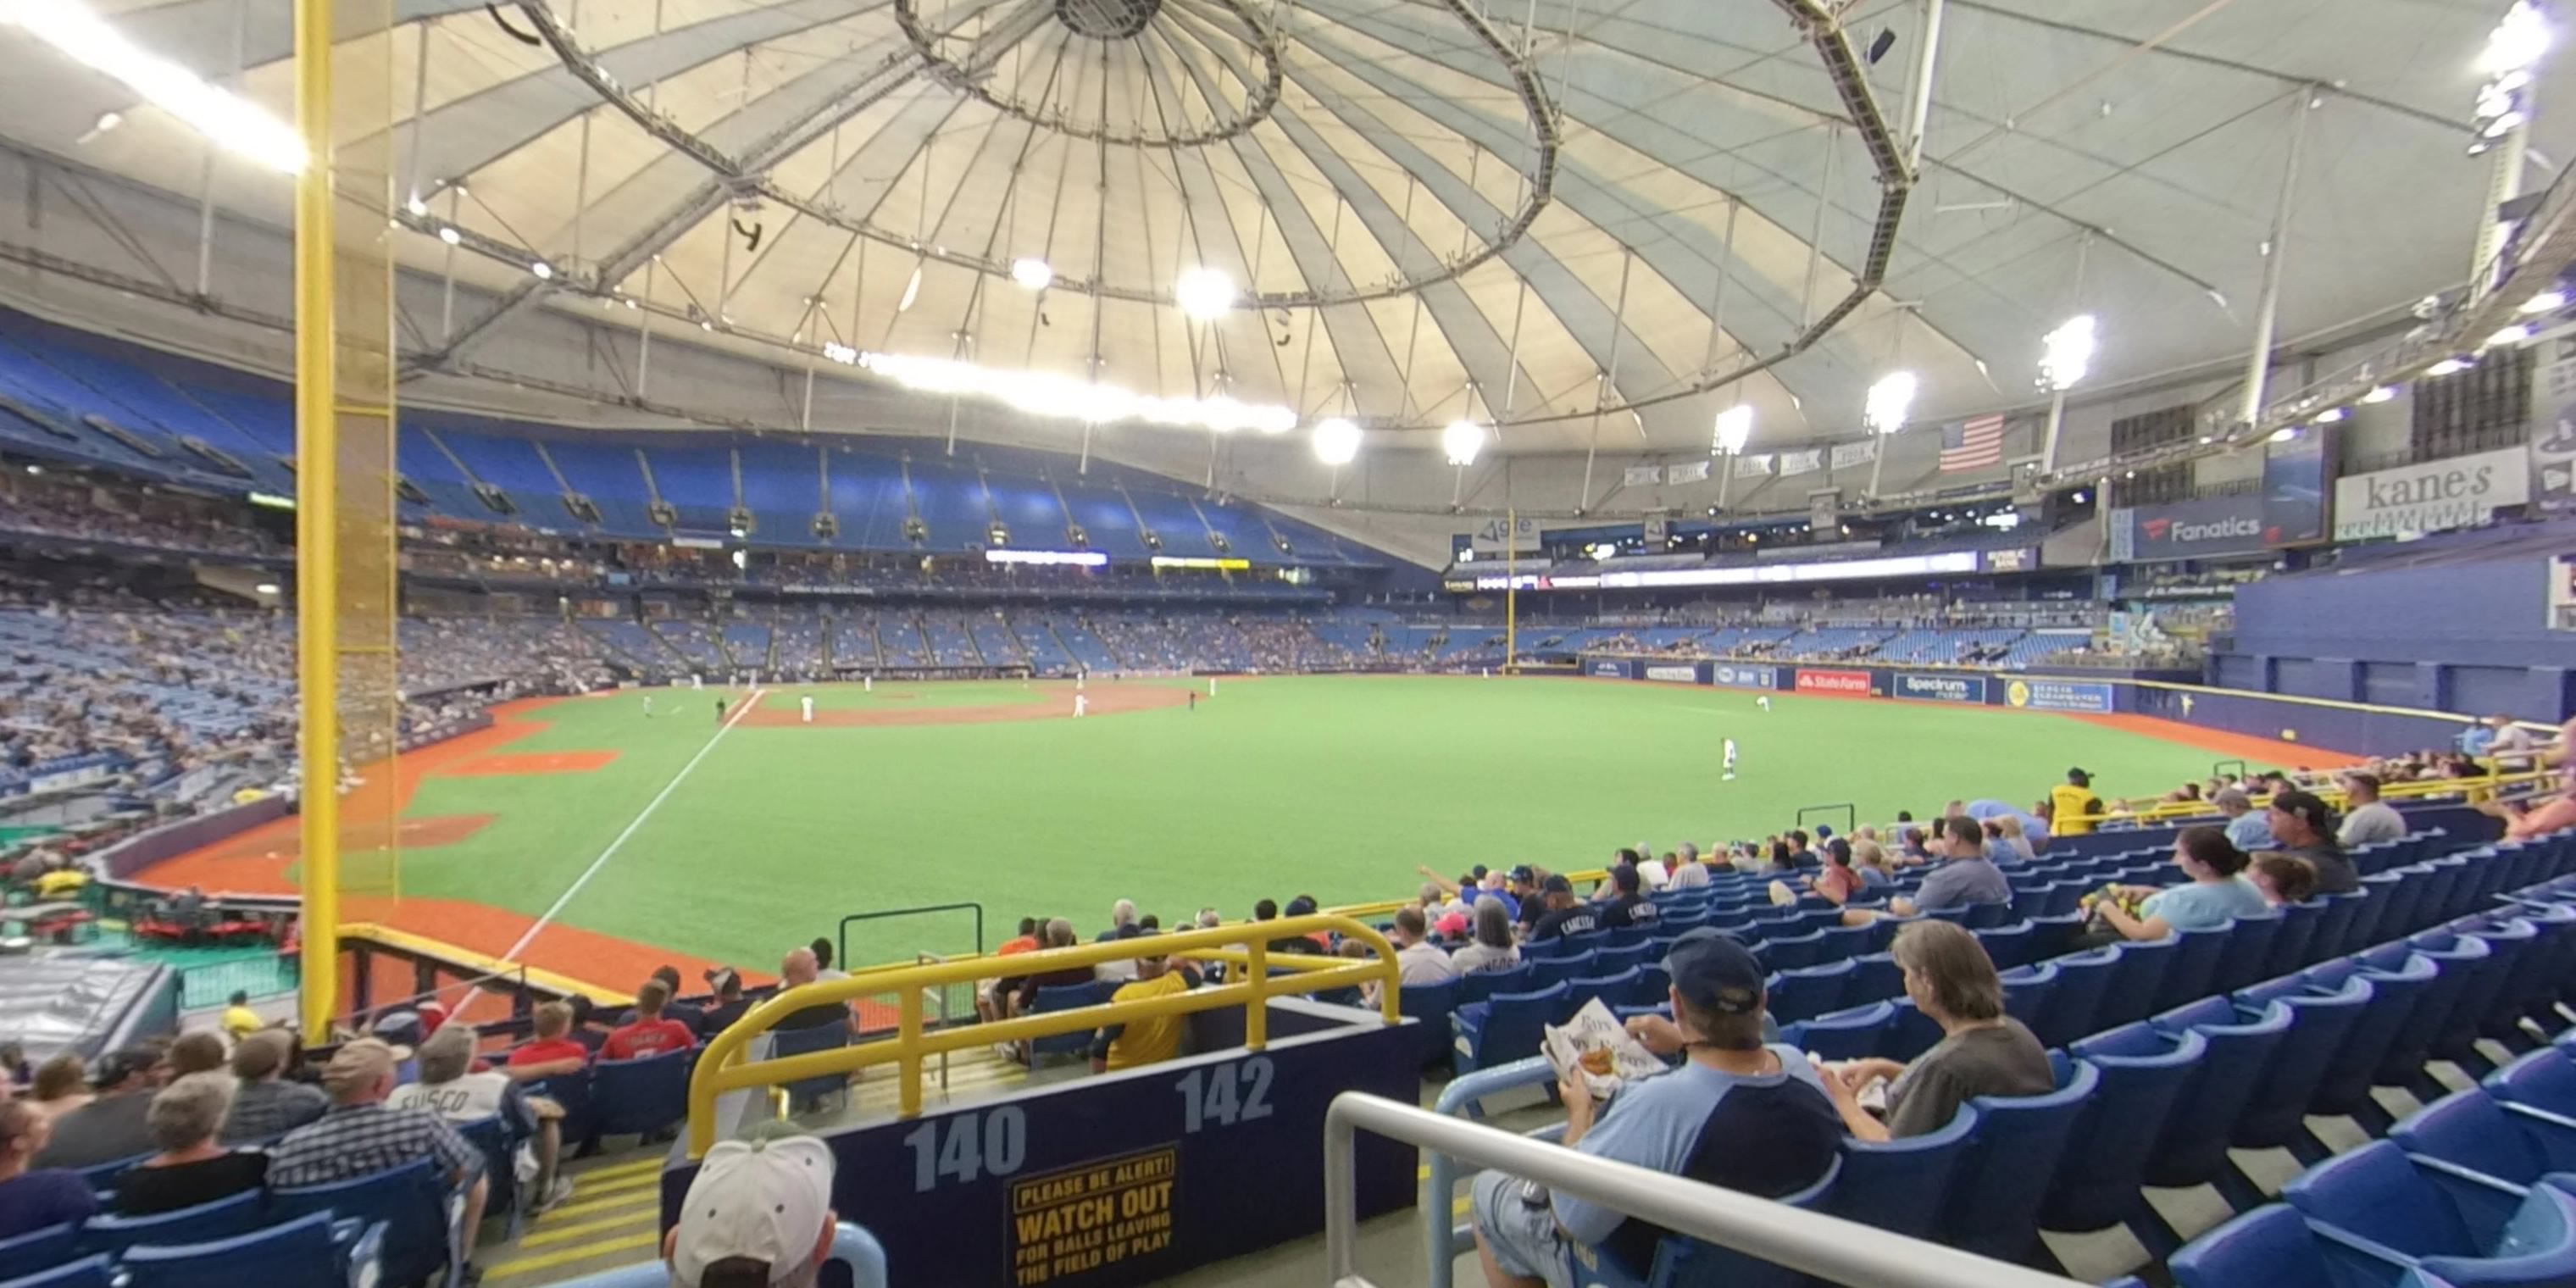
[113, 1072, 266, 1214]
[605, 980, 701, 1061]
[771, 947, 862, 1038]
[33, 1047, 158, 1169]
[1595, 864, 1659, 930]
[2089, 827, 2270, 941]
[394, 1025, 573, 1212]
[1985, 813, 2035, 863]
[164, 1031, 228, 1080]
[1195, 908, 1222, 930]
[1450, 901, 1521, 974]
[1526, 875, 1601, 943]
[2051, 769, 2104, 836]
[1002, 920, 1093, 1017]
[2264, 789, 2358, 894]
[997, 918, 1041, 956]
[1382, 907, 1460, 993]
[221, 1029, 328, 1144]
[1763, 840, 1798, 875]
[662, 1126, 836, 1288]
[809, 939, 847, 981]
[1804, 840, 1863, 905]
[1089, 941, 1198, 1073]
[700, 969, 752, 1035]
[2337, 772, 2406, 847]
[2215, 788, 2271, 851]
[560, 996, 608, 1054]
[0, 1100, 94, 1241]
[1096, 900, 1143, 942]
[1665, 843, 1709, 891]
[1783, 830, 1814, 868]
[221, 991, 262, 1041]
[1635, 851, 1670, 891]
[505, 1002, 593, 1081]
[2250, 854, 2319, 908]
[1472, 929, 1838, 1288]
[1842, 817, 2008, 925]
[266, 1038, 488, 1264]
[26, 1053, 91, 1122]
[1815, 921, 2051, 1141]
[2486, 715, 2540, 771]
[620, 966, 705, 1036]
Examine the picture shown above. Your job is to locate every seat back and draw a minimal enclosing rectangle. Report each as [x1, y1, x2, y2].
[523, 1067, 594, 1147]
[2281, 1140, 2477, 1260]
[1760, 929, 1829, 971]
[0, 1256, 114, 1288]
[1768, 959, 1855, 1025]
[2167, 1204, 2341, 1288]
[1829, 1105, 1978, 1239]
[2379, 935, 2490, 1080]
[1456, 963, 1532, 1008]
[2488, 1046, 2576, 1119]
[1939, 1058, 2101, 1263]
[269, 1157, 452, 1288]
[1775, 1001, 1894, 1062]
[75, 1190, 264, 1258]
[2310, 891, 2367, 963]
[2098, 935, 2177, 1030]
[2391, 1089, 2561, 1187]
[1566, 969, 1642, 1014]
[2049, 1026, 2208, 1233]
[2230, 974, 2373, 1149]
[0, 1224, 81, 1282]
[2306, 953, 2437, 1116]
[1591, 942, 1652, 974]
[1843, 952, 1903, 1006]
[772, 1017, 857, 1096]
[1973, 920, 2037, 972]
[1579, 1157, 1840, 1288]
[1525, 951, 1596, 990]
[2155, 924, 2229, 1014]
[2263, 900, 2326, 978]
[118, 1212, 344, 1288]
[593, 1046, 695, 1136]
[2211, 909, 2283, 994]
[2032, 947, 2119, 1048]
[1468, 983, 1574, 1071]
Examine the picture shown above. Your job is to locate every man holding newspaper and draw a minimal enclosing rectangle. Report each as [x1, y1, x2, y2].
[1468, 929, 1842, 1288]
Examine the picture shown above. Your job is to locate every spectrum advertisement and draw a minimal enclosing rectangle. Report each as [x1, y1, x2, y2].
[1893, 673, 1987, 703]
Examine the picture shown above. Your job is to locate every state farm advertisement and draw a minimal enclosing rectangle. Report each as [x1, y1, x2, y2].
[1794, 668, 1874, 697]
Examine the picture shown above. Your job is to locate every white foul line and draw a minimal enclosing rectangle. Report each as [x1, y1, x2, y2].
[495, 686, 765, 966]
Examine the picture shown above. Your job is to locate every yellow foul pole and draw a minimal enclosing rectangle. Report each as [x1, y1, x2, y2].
[293, 0, 341, 1037]
[1503, 508, 1517, 675]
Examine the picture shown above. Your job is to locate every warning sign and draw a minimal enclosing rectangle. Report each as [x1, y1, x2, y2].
[1008, 1147, 1178, 1286]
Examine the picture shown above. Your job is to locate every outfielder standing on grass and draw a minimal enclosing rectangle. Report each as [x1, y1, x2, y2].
[800, 694, 814, 724]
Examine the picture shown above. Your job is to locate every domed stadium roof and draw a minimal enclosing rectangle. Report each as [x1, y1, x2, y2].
[0, 0, 2564, 458]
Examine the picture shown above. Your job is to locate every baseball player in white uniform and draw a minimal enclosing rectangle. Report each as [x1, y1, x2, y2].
[1723, 737, 1739, 781]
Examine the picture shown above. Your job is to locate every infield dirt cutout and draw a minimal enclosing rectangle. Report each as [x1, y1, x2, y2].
[739, 681, 1197, 727]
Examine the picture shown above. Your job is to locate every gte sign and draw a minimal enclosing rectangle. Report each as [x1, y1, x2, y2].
[2333, 448, 2529, 541]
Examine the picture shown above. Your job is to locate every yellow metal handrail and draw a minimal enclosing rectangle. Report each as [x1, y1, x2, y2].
[2057, 767, 2556, 830]
[685, 913, 1402, 1156]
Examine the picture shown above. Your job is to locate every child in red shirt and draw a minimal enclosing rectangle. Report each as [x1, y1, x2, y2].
[506, 999, 593, 1079]
[601, 980, 697, 1061]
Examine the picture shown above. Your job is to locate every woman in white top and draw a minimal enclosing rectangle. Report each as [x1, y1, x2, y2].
[1446, 900, 1522, 974]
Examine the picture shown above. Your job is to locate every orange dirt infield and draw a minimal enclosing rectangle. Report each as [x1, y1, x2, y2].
[739, 682, 1195, 727]
[2064, 712, 2368, 768]
[437, 750, 620, 777]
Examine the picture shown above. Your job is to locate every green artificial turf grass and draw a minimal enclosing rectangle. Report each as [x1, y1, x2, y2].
[392, 677, 2265, 970]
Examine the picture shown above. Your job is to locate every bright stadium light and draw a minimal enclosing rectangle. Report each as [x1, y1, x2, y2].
[1313, 416, 1362, 465]
[2312, 407, 2347, 424]
[1175, 267, 1235, 320]
[2472, 3, 2551, 154]
[2481, 0, 2552, 75]
[1712, 403, 1752, 455]
[2038, 314, 2098, 391]
[846, 350, 1294, 435]
[2427, 357, 2473, 375]
[530, 261, 552, 280]
[2489, 323, 2533, 347]
[3, 0, 308, 172]
[2361, 385, 2399, 403]
[437, 226, 461, 246]
[897, 263, 923, 313]
[1010, 258, 1052, 290]
[2523, 289, 2568, 314]
[1864, 371, 1918, 435]
[1442, 419, 1485, 466]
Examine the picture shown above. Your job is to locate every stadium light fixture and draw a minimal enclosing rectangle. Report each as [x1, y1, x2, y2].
[2037, 314, 2097, 391]
[405, 196, 429, 217]
[2472, 3, 2551, 154]
[2312, 407, 2347, 424]
[2361, 385, 2399, 403]
[897, 264, 923, 313]
[530, 261, 552, 280]
[1010, 258, 1052, 291]
[3, 0, 308, 172]
[1712, 403, 1753, 455]
[253, 582, 280, 594]
[2488, 323, 2533, 347]
[2268, 427, 2300, 444]
[2481, 1, 2552, 75]
[2523, 289, 2568, 314]
[437, 226, 461, 246]
[1441, 419, 1485, 466]
[1312, 416, 1362, 465]
[1864, 370, 1917, 435]
[827, 348, 1294, 435]
[1175, 267, 1235, 320]
[2427, 357, 2473, 375]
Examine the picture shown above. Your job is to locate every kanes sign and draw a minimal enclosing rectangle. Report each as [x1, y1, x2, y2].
[2333, 448, 2529, 541]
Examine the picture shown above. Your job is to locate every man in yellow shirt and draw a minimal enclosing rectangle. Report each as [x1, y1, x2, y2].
[221, 990, 264, 1041]
[1088, 947, 1198, 1073]
[2050, 768, 2105, 836]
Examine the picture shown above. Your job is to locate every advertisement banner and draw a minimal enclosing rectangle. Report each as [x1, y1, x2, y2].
[2332, 447, 2529, 541]
[1589, 660, 1631, 679]
[1794, 668, 1874, 697]
[2111, 495, 2274, 562]
[1467, 515, 1541, 557]
[1643, 663, 1700, 683]
[2259, 429, 2329, 544]
[1710, 663, 1777, 690]
[2532, 324, 2576, 515]
[2004, 678, 2116, 713]
[1623, 464, 1662, 487]
[1983, 547, 2035, 573]
[1894, 673, 1987, 703]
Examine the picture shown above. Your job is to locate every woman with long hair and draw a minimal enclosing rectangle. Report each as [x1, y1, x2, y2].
[2090, 826, 2270, 942]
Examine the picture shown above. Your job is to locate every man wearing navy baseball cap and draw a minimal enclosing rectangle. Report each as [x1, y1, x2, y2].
[1468, 929, 1840, 1288]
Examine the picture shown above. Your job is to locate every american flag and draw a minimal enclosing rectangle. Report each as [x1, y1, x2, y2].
[1939, 414, 2007, 471]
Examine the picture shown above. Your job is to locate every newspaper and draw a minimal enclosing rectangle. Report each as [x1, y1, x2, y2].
[1540, 998, 1668, 1097]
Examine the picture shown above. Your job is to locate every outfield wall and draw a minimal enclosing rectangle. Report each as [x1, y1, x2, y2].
[1574, 655, 2516, 758]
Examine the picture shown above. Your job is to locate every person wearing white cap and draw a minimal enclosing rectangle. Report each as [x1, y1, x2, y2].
[665, 1124, 839, 1288]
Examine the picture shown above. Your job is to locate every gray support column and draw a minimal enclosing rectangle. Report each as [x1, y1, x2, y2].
[2240, 92, 2314, 429]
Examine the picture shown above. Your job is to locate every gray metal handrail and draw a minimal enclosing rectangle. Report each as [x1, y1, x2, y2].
[1324, 1092, 2083, 1288]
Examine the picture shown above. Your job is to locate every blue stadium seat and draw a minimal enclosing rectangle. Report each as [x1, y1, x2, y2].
[1829, 1103, 1978, 1239]
[2145, 997, 2296, 1221]
[1759, 929, 1829, 971]
[2352, 872, 2408, 948]
[2097, 933, 2178, 1030]
[1768, 959, 1856, 1025]
[1525, 951, 1598, 991]
[2391, 1088, 2576, 1191]
[2028, 946, 2118, 1049]
[2263, 900, 2328, 979]
[1973, 919, 2038, 971]
[2435, 921, 2538, 1069]
[2373, 935, 2490, 1095]
[1567, 1157, 1840, 1288]
[2283, 1139, 2576, 1285]
[0, 1224, 80, 1281]
[2156, 924, 2230, 1014]
[0, 1255, 114, 1288]
[2234, 973, 2374, 1159]
[1591, 942, 1653, 975]
[1937, 1056, 2100, 1264]
[2312, 891, 2368, 963]
[269, 1158, 460, 1288]
[522, 1068, 594, 1153]
[771, 1016, 856, 1105]
[118, 1213, 385, 1288]
[2490, 1046, 2576, 1120]
[2307, 953, 2442, 1130]
[1456, 963, 1533, 1008]
[1874, 999, 1946, 1063]
[2164, 1204, 2345, 1288]
[2051, 1024, 2208, 1236]
[1815, 922, 1879, 963]
[1398, 977, 1463, 1069]
[1776, 1001, 1893, 1062]
[1843, 952, 1904, 1005]
[1566, 969, 1642, 1014]
[454, 1114, 519, 1235]
[1452, 982, 1574, 1078]
[591, 1046, 694, 1140]
[72, 1155, 147, 1194]
[75, 1191, 264, 1258]
[1631, 965, 1671, 1009]
[2212, 909, 2285, 994]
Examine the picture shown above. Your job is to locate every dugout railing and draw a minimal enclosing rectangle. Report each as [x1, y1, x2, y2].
[685, 912, 1402, 1156]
